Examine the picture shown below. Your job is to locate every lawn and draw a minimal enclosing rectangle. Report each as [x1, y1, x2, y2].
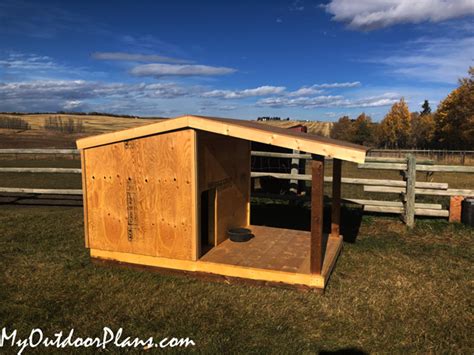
[0, 203, 472, 353]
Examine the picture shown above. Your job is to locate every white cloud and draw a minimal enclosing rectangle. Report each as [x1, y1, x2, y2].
[0, 53, 56, 71]
[92, 52, 191, 64]
[368, 35, 474, 83]
[0, 79, 197, 112]
[130, 63, 236, 77]
[202, 86, 286, 99]
[63, 100, 83, 110]
[325, 0, 474, 30]
[313, 81, 361, 88]
[256, 93, 399, 109]
[0, 52, 96, 81]
[287, 82, 360, 96]
[288, 87, 323, 97]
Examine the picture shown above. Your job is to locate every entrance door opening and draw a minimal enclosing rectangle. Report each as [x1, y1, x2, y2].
[200, 189, 215, 257]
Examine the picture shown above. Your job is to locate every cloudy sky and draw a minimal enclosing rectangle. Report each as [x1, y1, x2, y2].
[0, 0, 473, 120]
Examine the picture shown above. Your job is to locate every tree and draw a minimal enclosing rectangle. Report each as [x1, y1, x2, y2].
[420, 100, 431, 116]
[330, 116, 354, 142]
[352, 113, 375, 146]
[379, 98, 411, 148]
[433, 67, 474, 149]
[410, 112, 435, 148]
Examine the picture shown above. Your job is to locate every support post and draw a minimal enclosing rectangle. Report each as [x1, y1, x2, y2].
[404, 154, 416, 228]
[331, 159, 342, 238]
[311, 154, 325, 275]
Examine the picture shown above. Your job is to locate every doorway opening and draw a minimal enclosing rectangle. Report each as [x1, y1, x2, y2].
[200, 189, 216, 257]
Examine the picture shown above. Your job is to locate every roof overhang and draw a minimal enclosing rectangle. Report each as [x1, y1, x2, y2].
[76, 115, 367, 163]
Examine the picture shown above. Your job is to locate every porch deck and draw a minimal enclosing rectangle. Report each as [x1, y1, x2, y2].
[90, 225, 343, 290]
[201, 225, 343, 282]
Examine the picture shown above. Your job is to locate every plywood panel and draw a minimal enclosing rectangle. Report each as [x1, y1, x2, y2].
[197, 131, 250, 245]
[84, 129, 196, 260]
[80, 149, 90, 248]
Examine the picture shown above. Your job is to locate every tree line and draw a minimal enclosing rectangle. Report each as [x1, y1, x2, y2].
[331, 67, 473, 150]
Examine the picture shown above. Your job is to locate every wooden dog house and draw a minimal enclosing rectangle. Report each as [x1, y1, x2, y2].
[77, 115, 367, 289]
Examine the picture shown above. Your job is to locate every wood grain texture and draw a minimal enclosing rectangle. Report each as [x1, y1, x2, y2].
[197, 131, 250, 246]
[331, 159, 341, 238]
[77, 115, 367, 163]
[404, 154, 416, 228]
[311, 155, 325, 275]
[90, 225, 344, 289]
[84, 129, 196, 260]
[80, 149, 89, 248]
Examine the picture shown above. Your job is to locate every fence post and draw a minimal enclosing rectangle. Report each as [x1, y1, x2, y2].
[289, 149, 299, 195]
[403, 154, 416, 228]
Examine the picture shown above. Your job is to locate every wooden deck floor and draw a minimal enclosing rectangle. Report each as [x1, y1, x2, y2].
[200, 225, 342, 276]
[91, 224, 343, 289]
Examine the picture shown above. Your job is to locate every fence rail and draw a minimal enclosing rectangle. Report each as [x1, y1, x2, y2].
[1, 148, 473, 225]
[367, 149, 474, 165]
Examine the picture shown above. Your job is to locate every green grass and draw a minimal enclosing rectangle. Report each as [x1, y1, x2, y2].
[1, 205, 472, 353]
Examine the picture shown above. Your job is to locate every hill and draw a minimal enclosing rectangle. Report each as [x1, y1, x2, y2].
[0, 113, 332, 148]
[258, 120, 333, 137]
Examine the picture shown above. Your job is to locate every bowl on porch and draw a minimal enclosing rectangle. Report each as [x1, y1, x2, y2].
[227, 228, 254, 242]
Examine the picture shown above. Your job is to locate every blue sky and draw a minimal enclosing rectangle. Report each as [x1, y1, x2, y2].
[0, 0, 473, 121]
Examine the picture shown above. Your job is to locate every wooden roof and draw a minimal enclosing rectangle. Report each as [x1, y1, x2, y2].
[76, 115, 367, 163]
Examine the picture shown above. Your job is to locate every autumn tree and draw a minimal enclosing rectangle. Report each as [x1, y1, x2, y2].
[420, 100, 431, 116]
[433, 67, 474, 149]
[330, 115, 354, 142]
[379, 98, 411, 148]
[410, 112, 435, 148]
[352, 113, 376, 146]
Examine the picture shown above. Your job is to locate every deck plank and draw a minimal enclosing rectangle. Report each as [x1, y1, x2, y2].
[201, 225, 335, 275]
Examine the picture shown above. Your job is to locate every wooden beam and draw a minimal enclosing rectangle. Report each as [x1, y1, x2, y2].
[331, 159, 341, 238]
[0, 187, 82, 194]
[404, 154, 416, 228]
[364, 185, 474, 196]
[77, 115, 368, 163]
[363, 205, 449, 217]
[0, 167, 81, 174]
[80, 150, 89, 248]
[344, 198, 442, 210]
[251, 172, 448, 189]
[359, 162, 474, 173]
[311, 154, 325, 275]
[0, 148, 79, 154]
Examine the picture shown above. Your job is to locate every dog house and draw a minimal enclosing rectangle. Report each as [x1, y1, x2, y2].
[76, 115, 367, 289]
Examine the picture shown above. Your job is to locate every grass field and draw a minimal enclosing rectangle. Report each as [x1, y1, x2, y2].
[0, 204, 472, 353]
[0, 116, 472, 352]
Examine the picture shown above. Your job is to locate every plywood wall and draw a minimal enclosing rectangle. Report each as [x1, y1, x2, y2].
[197, 131, 250, 245]
[83, 129, 196, 260]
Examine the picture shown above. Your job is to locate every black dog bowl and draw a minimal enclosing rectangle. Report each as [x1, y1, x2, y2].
[228, 228, 253, 242]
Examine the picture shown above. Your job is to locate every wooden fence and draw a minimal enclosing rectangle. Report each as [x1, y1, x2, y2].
[1, 149, 474, 226]
[252, 151, 474, 227]
[368, 149, 474, 165]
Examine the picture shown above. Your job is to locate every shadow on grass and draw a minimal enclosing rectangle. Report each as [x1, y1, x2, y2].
[0, 194, 83, 207]
[250, 197, 363, 243]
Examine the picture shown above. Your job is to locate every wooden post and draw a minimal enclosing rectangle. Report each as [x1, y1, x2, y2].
[311, 154, 325, 274]
[331, 159, 341, 238]
[404, 154, 416, 228]
[289, 149, 299, 195]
